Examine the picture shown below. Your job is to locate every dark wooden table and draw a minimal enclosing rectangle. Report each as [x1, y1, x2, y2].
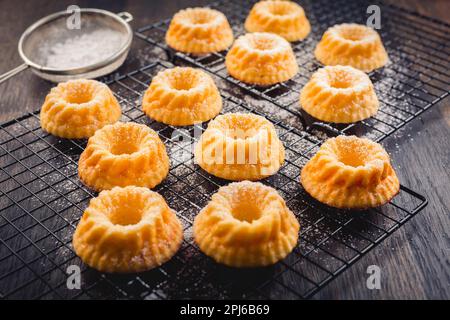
[0, 0, 448, 300]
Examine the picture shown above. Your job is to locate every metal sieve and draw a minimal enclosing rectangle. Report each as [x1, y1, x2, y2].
[0, 9, 133, 83]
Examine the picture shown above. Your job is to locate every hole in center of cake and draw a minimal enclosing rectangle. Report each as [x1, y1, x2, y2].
[189, 12, 213, 25]
[231, 202, 262, 223]
[229, 128, 258, 139]
[250, 37, 277, 51]
[109, 141, 140, 155]
[327, 70, 356, 89]
[222, 116, 263, 139]
[268, 4, 291, 16]
[336, 147, 368, 167]
[109, 204, 143, 226]
[339, 28, 367, 41]
[329, 78, 353, 89]
[64, 87, 94, 104]
[169, 76, 197, 91]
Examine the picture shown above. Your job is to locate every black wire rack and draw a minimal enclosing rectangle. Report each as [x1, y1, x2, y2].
[1, 0, 449, 300]
[136, 0, 450, 142]
[0, 60, 428, 299]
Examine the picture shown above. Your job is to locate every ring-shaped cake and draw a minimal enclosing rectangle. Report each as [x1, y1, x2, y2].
[301, 135, 400, 209]
[73, 186, 183, 273]
[194, 113, 285, 181]
[225, 32, 299, 86]
[245, 0, 311, 42]
[314, 23, 388, 72]
[194, 181, 299, 267]
[165, 7, 234, 54]
[40, 79, 121, 139]
[142, 67, 222, 126]
[300, 65, 379, 123]
[78, 122, 169, 191]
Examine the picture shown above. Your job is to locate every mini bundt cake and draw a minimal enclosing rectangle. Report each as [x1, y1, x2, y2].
[245, 0, 311, 42]
[225, 32, 298, 86]
[78, 122, 169, 191]
[194, 113, 285, 181]
[315, 23, 388, 72]
[165, 7, 234, 54]
[194, 181, 299, 267]
[142, 67, 222, 126]
[300, 65, 379, 123]
[40, 79, 121, 139]
[73, 186, 183, 273]
[300, 136, 400, 209]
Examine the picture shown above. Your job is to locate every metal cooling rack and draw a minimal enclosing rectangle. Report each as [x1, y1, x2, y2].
[0, 61, 428, 299]
[136, 0, 450, 142]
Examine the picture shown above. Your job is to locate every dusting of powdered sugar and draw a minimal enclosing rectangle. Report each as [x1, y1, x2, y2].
[39, 29, 126, 69]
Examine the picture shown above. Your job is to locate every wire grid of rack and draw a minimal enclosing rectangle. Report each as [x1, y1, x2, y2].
[0, 60, 428, 299]
[136, 0, 450, 142]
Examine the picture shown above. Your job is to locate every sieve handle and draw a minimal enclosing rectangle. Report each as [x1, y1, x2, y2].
[117, 12, 133, 23]
[0, 64, 29, 84]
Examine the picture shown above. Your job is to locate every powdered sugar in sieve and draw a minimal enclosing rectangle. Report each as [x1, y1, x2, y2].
[0, 9, 133, 83]
[39, 29, 126, 69]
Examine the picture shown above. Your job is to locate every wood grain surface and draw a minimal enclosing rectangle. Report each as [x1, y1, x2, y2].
[0, 0, 448, 300]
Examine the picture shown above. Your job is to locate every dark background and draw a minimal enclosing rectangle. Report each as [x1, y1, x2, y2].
[0, 0, 448, 299]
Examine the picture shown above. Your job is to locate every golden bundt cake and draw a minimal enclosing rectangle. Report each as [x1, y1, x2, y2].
[225, 32, 298, 86]
[300, 65, 379, 123]
[245, 0, 311, 42]
[78, 122, 169, 191]
[300, 136, 400, 209]
[142, 67, 222, 126]
[40, 79, 121, 139]
[73, 186, 183, 273]
[315, 23, 388, 72]
[194, 181, 299, 267]
[194, 113, 285, 181]
[165, 7, 234, 54]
